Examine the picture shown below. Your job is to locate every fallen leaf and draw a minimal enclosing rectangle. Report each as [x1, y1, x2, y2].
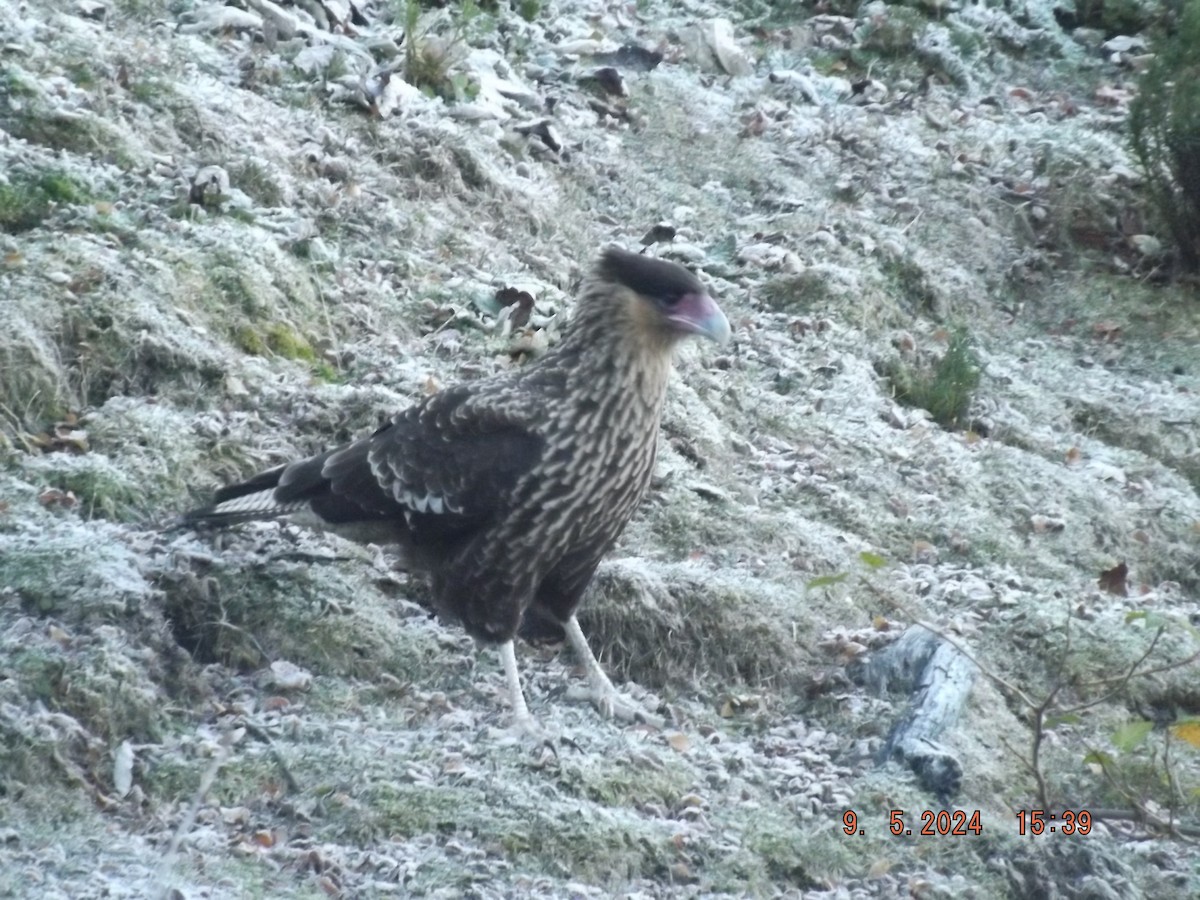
[1095, 85, 1133, 107]
[912, 540, 937, 560]
[1171, 720, 1200, 749]
[1098, 562, 1128, 596]
[1030, 514, 1065, 533]
[37, 488, 78, 509]
[667, 732, 691, 752]
[868, 857, 894, 878]
[1065, 446, 1082, 465]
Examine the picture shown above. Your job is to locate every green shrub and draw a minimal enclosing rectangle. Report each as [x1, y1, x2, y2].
[885, 330, 981, 430]
[402, 0, 488, 99]
[1129, 3, 1200, 272]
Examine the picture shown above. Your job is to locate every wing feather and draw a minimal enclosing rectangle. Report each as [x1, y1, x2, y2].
[362, 384, 544, 540]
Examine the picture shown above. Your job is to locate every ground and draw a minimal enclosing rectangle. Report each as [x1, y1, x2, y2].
[0, 0, 1197, 897]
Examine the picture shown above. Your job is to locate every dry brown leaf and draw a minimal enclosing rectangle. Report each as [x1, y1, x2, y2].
[37, 488, 78, 508]
[912, 540, 937, 560]
[1172, 721, 1200, 749]
[1030, 514, 1065, 533]
[1065, 446, 1082, 465]
[667, 732, 691, 752]
[868, 857, 894, 878]
[1098, 562, 1129, 596]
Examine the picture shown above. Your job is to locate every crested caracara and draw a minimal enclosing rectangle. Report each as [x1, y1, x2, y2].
[182, 247, 731, 728]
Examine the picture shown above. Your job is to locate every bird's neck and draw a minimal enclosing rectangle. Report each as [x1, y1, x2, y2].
[553, 301, 677, 420]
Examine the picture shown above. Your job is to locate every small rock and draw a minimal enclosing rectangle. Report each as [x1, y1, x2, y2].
[1129, 234, 1163, 258]
[268, 660, 314, 691]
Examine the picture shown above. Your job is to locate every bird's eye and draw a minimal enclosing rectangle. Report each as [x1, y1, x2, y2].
[659, 293, 684, 308]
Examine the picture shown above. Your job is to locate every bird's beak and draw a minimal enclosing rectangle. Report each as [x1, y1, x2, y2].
[669, 292, 732, 345]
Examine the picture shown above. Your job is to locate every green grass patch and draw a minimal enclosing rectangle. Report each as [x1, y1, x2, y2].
[0, 170, 92, 234]
[884, 330, 981, 429]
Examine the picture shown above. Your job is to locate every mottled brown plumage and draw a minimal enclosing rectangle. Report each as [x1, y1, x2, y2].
[183, 247, 730, 726]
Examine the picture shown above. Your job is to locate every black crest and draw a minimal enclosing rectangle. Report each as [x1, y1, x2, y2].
[597, 247, 706, 304]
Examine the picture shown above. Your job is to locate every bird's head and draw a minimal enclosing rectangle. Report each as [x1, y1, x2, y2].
[594, 247, 731, 349]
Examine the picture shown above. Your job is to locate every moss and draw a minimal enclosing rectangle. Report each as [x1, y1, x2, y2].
[127, 77, 172, 106]
[516, 0, 541, 21]
[498, 809, 670, 885]
[208, 265, 266, 318]
[757, 271, 834, 312]
[0, 170, 92, 234]
[348, 777, 671, 887]
[157, 558, 448, 682]
[737, 816, 823, 890]
[556, 757, 691, 809]
[265, 323, 316, 362]
[352, 781, 475, 839]
[882, 254, 941, 316]
[64, 61, 100, 89]
[0, 103, 124, 157]
[33, 456, 143, 520]
[3, 639, 165, 744]
[234, 325, 266, 356]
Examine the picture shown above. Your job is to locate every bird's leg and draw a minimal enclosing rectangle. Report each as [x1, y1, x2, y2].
[563, 616, 663, 728]
[499, 639, 538, 733]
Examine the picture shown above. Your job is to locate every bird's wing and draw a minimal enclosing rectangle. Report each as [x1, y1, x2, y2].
[306, 383, 545, 535]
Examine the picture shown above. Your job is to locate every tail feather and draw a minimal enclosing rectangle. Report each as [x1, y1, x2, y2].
[178, 442, 396, 530]
[177, 463, 303, 528]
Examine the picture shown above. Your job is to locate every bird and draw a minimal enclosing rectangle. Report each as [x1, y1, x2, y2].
[181, 246, 731, 729]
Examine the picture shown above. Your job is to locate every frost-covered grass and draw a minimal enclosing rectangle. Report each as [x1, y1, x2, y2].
[1, 0, 1199, 896]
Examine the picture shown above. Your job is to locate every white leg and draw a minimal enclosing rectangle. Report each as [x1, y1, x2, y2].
[499, 640, 536, 730]
[563, 616, 663, 727]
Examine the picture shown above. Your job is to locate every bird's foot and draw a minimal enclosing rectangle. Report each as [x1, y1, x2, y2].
[496, 639, 563, 743]
[496, 715, 549, 744]
[565, 681, 665, 729]
[559, 615, 665, 728]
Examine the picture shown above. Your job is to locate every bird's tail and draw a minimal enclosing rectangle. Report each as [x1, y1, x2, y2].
[175, 463, 308, 529]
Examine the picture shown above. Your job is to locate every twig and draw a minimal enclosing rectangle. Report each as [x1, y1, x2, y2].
[241, 719, 302, 794]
